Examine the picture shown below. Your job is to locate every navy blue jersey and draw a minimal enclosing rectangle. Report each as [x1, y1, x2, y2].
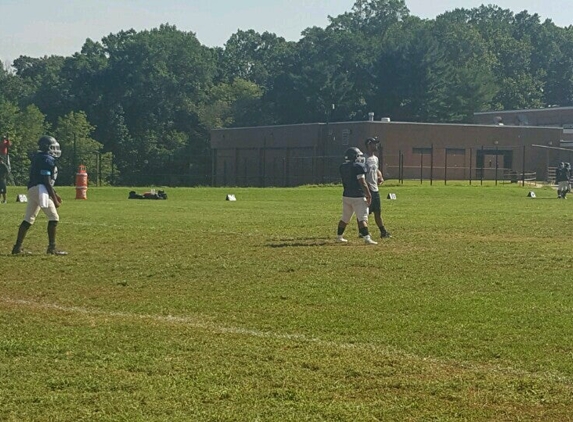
[340, 161, 367, 197]
[556, 167, 571, 182]
[28, 152, 57, 189]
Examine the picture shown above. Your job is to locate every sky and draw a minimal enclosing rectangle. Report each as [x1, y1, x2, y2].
[1, 0, 572, 66]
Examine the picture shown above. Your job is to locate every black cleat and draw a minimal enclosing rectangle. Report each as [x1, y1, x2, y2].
[381, 231, 392, 238]
[12, 246, 32, 255]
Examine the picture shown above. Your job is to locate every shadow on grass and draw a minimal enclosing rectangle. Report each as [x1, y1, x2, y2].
[267, 237, 333, 248]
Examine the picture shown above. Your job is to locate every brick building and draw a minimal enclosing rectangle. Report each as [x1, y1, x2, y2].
[474, 106, 573, 141]
[210, 120, 563, 187]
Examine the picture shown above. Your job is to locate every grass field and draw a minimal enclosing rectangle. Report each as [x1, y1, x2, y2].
[1, 182, 573, 421]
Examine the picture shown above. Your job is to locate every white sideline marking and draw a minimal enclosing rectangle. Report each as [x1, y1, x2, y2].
[1, 297, 318, 343]
[1, 296, 571, 383]
[64, 221, 120, 228]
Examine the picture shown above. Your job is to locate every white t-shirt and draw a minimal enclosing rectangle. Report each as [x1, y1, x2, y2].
[365, 155, 379, 192]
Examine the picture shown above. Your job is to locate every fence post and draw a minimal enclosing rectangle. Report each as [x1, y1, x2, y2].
[398, 149, 401, 184]
[312, 146, 317, 184]
[223, 160, 227, 186]
[420, 151, 423, 184]
[430, 144, 434, 186]
[495, 145, 499, 186]
[522, 145, 526, 186]
[234, 147, 239, 186]
[469, 148, 473, 185]
[444, 148, 448, 185]
[401, 151, 404, 184]
[211, 148, 216, 187]
[480, 146, 484, 186]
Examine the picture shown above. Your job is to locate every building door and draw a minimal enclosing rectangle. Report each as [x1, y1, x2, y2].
[445, 148, 466, 180]
[476, 149, 513, 179]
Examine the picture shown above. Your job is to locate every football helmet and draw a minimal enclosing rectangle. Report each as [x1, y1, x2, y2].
[38, 135, 61, 158]
[344, 147, 364, 163]
[365, 137, 380, 145]
[365, 137, 380, 151]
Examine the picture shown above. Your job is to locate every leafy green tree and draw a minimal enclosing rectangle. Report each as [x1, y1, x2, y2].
[431, 10, 498, 120]
[465, 5, 545, 110]
[269, 26, 369, 123]
[0, 64, 31, 105]
[216, 30, 296, 125]
[0, 100, 18, 140]
[536, 23, 573, 107]
[328, 0, 410, 40]
[12, 55, 71, 124]
[218, 30, 294, 88]
[318, 0, 412, 121]
[100, 104, 130, 184]
[0, 104, 50, 185]
[371, 25, 458, 122]
[62, 39, 110, 122]
[53, 111, 102, 185]
[199, 78, 263, 128]
[94, 25, 216, 185]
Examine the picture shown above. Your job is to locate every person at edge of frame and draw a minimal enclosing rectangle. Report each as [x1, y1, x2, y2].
[0, 156, 9, 203]
[12, 135, 68, 255]
[566, 162, 572, 195]
[336, 146, 378, 245]
[0, 134, 11, 171]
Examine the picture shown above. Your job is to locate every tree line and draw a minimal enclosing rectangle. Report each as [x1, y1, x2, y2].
[2, 0, 573, 186]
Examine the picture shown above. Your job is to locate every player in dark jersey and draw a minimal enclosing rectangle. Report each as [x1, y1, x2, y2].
[12, 135, 68, 255]
[336, 147, 377, 245]
[556, 162, 571, 199]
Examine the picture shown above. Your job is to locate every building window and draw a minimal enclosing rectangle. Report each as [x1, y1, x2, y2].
[446, 148, 465, 155]
[342, 129, 351, 145]
[413, 147, 432, 154]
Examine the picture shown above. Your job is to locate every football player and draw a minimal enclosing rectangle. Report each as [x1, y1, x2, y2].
[556, 162, 570, 199]
[336, 147, 377, 245]
[12, 136, 68, 255]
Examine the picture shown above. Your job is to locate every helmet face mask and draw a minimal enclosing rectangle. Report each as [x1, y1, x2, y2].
[38, 136, 61, 158]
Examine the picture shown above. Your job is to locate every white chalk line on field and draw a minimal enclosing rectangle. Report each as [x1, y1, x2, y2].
[2, 296, 572, 385]
[1, 297, 317, 342]
[64, 221, 121, 228]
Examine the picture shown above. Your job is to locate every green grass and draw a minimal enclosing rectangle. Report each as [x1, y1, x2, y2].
[2, 182, 573, 421]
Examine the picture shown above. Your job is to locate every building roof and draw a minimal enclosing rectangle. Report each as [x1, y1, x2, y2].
[474, 106, 573, 115]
